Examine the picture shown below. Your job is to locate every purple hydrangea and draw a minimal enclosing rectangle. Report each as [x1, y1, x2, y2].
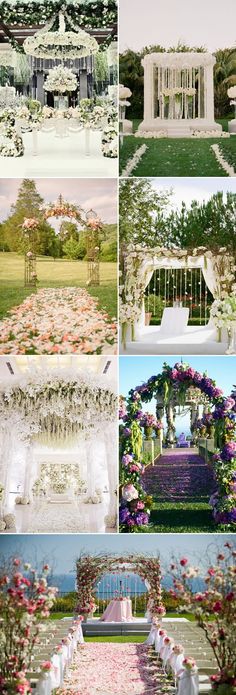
[221, 442, 236, 462]
[119, 507, 131, 523]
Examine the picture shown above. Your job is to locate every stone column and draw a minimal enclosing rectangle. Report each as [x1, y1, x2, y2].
[143, 58, 154, 122]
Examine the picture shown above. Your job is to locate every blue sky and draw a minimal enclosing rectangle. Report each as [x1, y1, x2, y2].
[119, 356, 235, 435]
[119, 356, 236, 399]
[0, 534, 234, 575]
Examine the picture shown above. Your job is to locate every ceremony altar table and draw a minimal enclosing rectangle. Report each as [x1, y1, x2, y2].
[101, 598, 133, 622]
[159, 307, 190, 336]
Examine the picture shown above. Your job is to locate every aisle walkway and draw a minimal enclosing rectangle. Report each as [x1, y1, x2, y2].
[143, 448, 216, 502]
[60, 642, 169, 694]
[0, 287, 117, 354]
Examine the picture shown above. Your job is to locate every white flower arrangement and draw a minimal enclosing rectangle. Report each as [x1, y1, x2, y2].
[211, 297, 236, 329]
[0, 122, 24, 157]
[15, 496, 30, 505]
[43, 66, 78, 94]
[4, 513, 16, 529]
[135, 130, 167, 139]
[0, 483, 4, 501]
[24, 28, 99, 61]
[0, 520, 6, 531]
[102, 123, 118, 158]
[119, 84, 132, 100]
[228, 86, 236, 99]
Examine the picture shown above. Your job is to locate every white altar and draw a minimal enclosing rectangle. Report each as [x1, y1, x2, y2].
[138, 52, 222, 137]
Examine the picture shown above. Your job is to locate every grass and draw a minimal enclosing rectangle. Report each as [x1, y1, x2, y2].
[120, 135, 230, 176]
[218, 137, 236, 170]
[148, 501, 216, 533]
[0, 252, 117, 319]
[84, 635, 147, 643]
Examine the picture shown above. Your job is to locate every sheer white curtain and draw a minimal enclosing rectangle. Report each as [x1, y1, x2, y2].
[104, 423, 117, 528]
[134, 254, 219, 334]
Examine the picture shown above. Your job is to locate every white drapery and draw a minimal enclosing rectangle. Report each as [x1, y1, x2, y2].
[134, 254, 219, 333]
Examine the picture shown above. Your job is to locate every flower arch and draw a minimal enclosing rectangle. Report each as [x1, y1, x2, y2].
[75, 552, 165, 620]
[21, 196, 103, 287]
[119, 361, 236, 531]
[119, 244, 236, 346]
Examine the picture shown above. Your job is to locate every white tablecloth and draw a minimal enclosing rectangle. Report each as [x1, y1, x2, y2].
[159, 307, 189, 336]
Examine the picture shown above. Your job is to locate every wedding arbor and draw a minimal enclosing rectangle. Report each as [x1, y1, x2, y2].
[120, 244, 236, 353]
[75, 552, 164, 621]
[138, 52, 222, 137]
[119, 360, 236, 531]
[0, 355, 118, 533]
[23, 195, 103, 287]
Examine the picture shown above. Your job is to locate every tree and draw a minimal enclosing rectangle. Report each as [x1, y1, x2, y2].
[166, 192, 236, 254]
[119, 178, 172, 249]
[214, 48, 236, 117]
[59, 220, 79, 242]
[1, 179, 56, 255]
[62, 236, 82, 260]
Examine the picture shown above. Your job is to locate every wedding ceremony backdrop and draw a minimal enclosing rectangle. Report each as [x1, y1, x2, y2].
[119, 178, 236, 355]
[0, 354, 118, 533]
[119, 357, 236, 534]
[0, 177, 117, 354]
[0, 0, 118, 176]
[119, 0, 236, 176]
[0, 533, 235, 695]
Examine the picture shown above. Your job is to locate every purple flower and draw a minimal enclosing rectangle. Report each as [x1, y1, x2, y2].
[119, 507, 130, 523]
[221, 442, 236, 462]
[122, 427, 131, 438]
[122, 453, 133, 466]
[134, 512, 149, 526]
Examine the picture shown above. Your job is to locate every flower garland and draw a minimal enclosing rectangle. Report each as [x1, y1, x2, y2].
[75, 552, 164, 620]
[1, 0, 117, 29]
[120, 361, 236, 530]
[119, 396, 162, 531]
[43, 65, 78, 93]
[23, 10, 99, 60]
[121, 143, 147, 176]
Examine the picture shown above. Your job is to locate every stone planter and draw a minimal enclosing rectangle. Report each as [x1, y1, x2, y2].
[144, 426, 153, 440]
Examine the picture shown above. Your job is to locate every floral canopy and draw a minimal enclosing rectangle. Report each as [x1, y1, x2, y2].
[0, 369, 117, 442]
[120, 244, 236, 342]
[75, 552, 165, 620]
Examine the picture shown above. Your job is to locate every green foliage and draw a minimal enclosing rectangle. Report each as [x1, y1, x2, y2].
[145, 294, 164, 317]
[62, 236, 84, 259]
[119, 179, 171, 248]
[1, 179, 56, 255]
[167, 191, 236, 254]
[51, 591, 77, 613]
[94, 50, 109, 83]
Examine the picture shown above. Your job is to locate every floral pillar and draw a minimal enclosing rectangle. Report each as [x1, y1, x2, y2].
[104, 425, 117, 529]
[190, 403, 199, 445]
[165, 403, 176, 447]
[23, 443, 35, 502]
[1, 430, 14, 512]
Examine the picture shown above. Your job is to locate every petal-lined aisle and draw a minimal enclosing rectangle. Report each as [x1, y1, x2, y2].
[57, 643, 173, 695]
[0, 288, 117, 354]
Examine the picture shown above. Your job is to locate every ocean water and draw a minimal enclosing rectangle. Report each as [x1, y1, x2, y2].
[51, 573, 205, 597]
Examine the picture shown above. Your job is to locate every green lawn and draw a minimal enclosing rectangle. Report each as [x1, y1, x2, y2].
[0, 253, 117, 319]
[120, 135, 230, 176]
[149, 501, 217, 533]
[218, 137, 236, 170]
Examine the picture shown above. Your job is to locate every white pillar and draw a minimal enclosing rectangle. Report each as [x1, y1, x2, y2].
[143, 58, 154, 122]
[104, 424, 117, 528]
[205, 62, 215, 123]
[23, 442, 36, 501]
